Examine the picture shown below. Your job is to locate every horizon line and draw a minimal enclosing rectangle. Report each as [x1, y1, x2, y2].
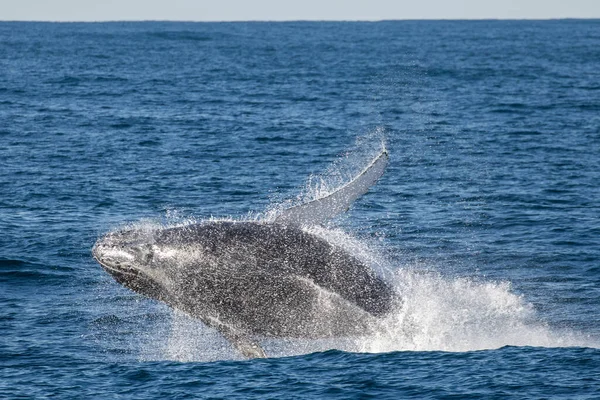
[1, 17, 599, 23]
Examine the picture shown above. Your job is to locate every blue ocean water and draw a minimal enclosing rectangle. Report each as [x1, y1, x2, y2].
[1, 20, 599, 398]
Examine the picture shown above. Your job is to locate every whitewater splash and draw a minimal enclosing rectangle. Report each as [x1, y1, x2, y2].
[362, 270, 579, 353]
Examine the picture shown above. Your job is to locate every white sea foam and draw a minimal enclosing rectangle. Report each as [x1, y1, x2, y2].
[359, 269, 595, 353]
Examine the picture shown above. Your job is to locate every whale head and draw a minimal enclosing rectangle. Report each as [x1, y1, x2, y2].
[92, 228, 169, 301]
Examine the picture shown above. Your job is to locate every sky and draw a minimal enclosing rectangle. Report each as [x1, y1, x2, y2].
[1, 0, 599, 21]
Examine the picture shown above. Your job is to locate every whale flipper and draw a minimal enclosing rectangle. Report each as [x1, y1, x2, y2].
[206, 316, 267, 359]
[275, 148, 389, 226]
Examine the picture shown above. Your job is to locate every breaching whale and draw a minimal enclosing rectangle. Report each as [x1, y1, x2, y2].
[93, 148, 393, 358]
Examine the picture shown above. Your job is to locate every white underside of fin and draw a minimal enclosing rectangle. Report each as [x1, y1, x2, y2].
[275, 148, 389, 226]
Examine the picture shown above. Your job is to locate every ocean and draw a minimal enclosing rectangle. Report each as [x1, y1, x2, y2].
[1, 20, 599, 398]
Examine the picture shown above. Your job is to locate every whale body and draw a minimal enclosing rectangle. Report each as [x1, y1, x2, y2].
[93, 148, 392, 358]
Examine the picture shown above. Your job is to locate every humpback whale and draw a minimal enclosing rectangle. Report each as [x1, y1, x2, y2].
[93, 148, 393, 358]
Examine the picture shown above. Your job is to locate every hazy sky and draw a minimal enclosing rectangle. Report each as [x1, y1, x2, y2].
[2, 0, 599, 21]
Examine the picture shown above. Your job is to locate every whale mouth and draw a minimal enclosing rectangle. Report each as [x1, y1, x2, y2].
[92, 239, 141, 279]
[94, 254, 136, 276]
[93, 250, 140, 282]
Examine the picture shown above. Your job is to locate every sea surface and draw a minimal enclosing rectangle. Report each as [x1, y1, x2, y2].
[1, 20, 599, 398]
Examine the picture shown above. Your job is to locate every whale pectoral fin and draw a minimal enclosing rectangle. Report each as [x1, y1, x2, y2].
[205, 316, 266, 359]
[275, 148, 388, 226]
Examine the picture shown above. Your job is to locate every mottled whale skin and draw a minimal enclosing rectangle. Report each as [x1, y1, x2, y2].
[93, 149, 392, 358]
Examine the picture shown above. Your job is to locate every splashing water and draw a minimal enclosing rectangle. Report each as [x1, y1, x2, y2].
[360, 270, 593, 353]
